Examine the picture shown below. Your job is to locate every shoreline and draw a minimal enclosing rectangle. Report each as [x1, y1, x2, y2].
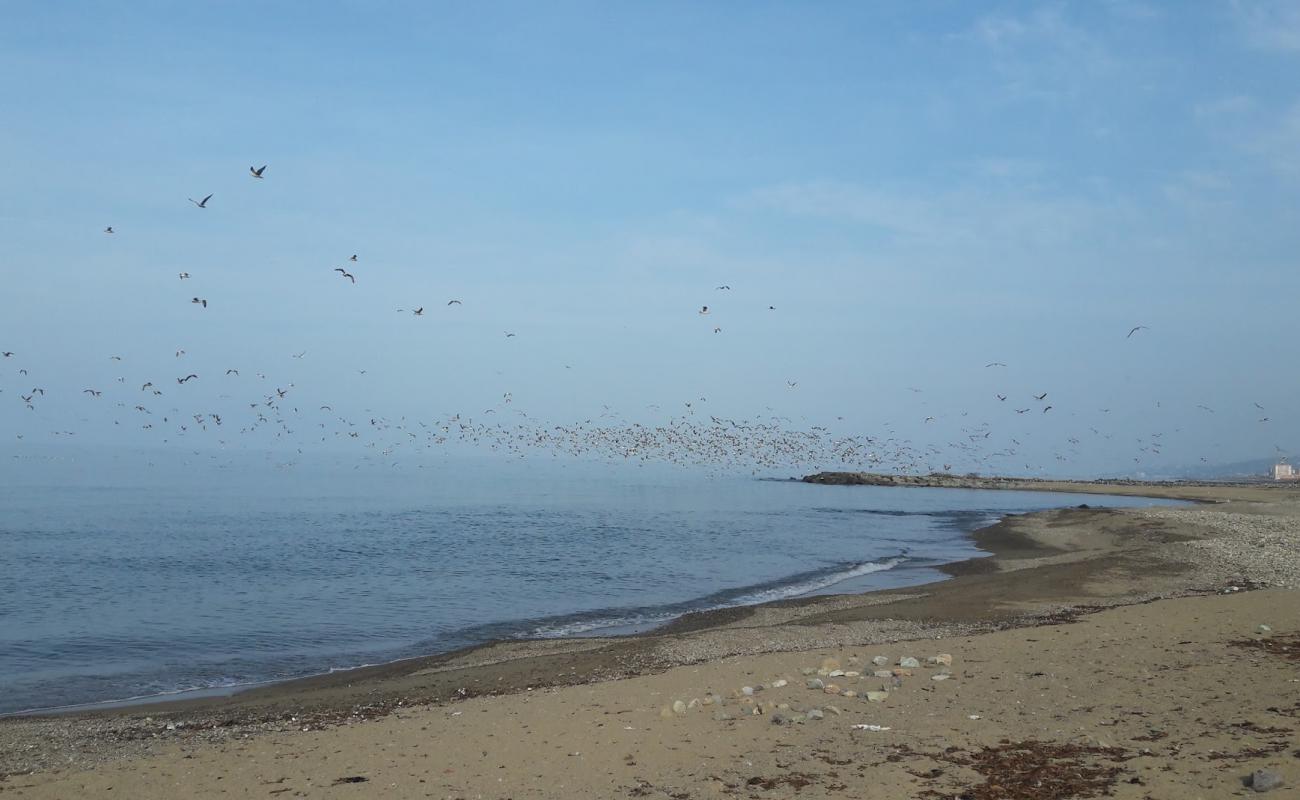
[3, 477, 1298, 788]
[3, 482, 1178, 721]
[2, 478, 1289, 796]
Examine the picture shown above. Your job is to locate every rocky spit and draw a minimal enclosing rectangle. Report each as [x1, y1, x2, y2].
[1138, 507, 1300, 590]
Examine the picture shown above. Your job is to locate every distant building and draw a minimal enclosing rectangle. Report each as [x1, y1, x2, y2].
[1273, 460, 1298, 481]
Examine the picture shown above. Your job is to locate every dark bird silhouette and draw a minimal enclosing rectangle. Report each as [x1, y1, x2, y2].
[178, 374, 198, 384]
[191, 297, 207, 308]
[1015, 408, 1030, 414]
[250, 165, 267, 179]
[699, 306, 709, 315]
[996, 394, 1006, 401]
[504, 332, 516, 338]
[768, 305, 776, 310]
[178, 272, 190, 280]
[1127, 325, 1148, 338]
[1042, 406, 1053, 413]
[349, 254, 358, 262]
[1254, 402, 1265, 410]
[985, 362, 1007, 368]
[1034, 392, 1048, 401]
[447, 299, 462, 305]
[412, 308, 424, 316]
[188, 193, 213, 208]
[334, 268, 356, 284]
[716, 285, 731, 290]
[226, 369, 239, 375]
[1, 351, 12, 357]
[104, 226, 114, 234]
[83, 389, 101, 397]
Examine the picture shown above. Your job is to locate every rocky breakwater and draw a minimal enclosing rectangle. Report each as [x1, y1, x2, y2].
[801, 471, 1167, 490]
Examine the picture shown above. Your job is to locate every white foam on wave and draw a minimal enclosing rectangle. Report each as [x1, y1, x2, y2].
[525, 556, 907, 639]
[728, 556, 906, 606]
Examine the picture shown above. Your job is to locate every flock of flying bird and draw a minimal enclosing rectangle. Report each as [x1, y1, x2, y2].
[2, 164, 1286, 476]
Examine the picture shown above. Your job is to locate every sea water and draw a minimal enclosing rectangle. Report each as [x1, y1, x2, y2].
[0, 452, 1184, 714]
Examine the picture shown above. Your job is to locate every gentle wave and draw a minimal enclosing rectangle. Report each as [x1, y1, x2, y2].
[521, 555, 908, 638]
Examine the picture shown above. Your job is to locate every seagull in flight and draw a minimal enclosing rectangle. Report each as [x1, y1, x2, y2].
[996, 394, 1006, 401]
[1042, 406, 1053, 413]
[291, 351, 306, 359]
[2, 351, 12, 357]
[191, 297, 207, 308]
[504, 332, 516, 338]
[226, 369, 239, 375]
[250, 165, 267, 179]
[412, 308, 424, 316]
[985, 362, 1007, 368]
[1034, 392, 1048, 401]
[104, 226, 114, 234]
[177, 374, 198, 384]
[447, 299, 462, 306]
[699, 306, 710, 315]
[1015, 408, 1030, 414]
[334, 268, 356, 284]
[178, 272, 190, 280]
[1127, 325, 1148, 338]
[83, 389, 101, 397]
[716, 285, 731, 290]
[349, 254, 358, 262]
[188, 193, 213, 209]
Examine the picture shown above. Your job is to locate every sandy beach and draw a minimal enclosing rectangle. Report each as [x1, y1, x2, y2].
[2, 479, 1298, 798]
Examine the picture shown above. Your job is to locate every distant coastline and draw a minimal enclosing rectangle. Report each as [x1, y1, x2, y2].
[799, 471, 1298, 502]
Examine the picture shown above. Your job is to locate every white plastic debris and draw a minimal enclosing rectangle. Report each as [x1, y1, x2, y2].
[851, 724, 892, 731]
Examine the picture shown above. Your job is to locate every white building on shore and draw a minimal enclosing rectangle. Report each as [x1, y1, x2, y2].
[1273, 460, 1297, 481]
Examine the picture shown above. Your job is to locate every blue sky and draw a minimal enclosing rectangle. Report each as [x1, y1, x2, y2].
[1, 1, 1298, 476]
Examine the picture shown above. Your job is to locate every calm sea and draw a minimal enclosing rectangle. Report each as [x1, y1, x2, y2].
[0, 453, 1184, 714]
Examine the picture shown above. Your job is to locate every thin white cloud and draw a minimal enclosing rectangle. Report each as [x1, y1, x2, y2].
[958, 4, 1119, 104]
[1232, 0, 1300, 52]
[1193, 94, 1256, 118]
[739, 178, 1135, 256]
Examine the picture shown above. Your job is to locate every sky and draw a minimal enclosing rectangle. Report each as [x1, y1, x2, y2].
[1, 0, 1298, 477]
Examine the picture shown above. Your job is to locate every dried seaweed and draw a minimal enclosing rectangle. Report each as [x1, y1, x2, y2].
[1228, 632, 1300, 662]
[920, 740, 1132, 800]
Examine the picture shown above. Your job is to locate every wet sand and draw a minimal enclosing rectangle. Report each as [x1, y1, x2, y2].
[2, 479, 1298, 797]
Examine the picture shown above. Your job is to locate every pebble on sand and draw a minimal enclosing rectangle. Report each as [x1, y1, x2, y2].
[899, 656, 921, 668]
[865, 691, 890, 702]
[1248, 768, 1284, 793]
[806, 678, 825, 690]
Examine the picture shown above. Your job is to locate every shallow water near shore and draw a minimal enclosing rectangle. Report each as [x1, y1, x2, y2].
[0, 454, 1185, 714]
